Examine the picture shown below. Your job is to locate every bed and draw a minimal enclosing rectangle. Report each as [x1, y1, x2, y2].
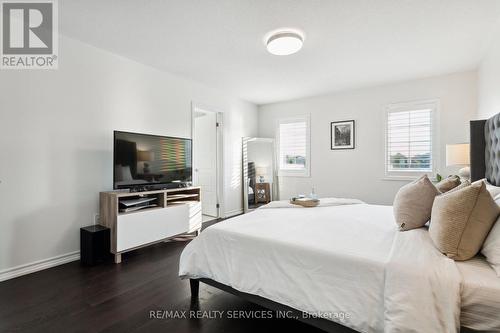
[457, 257, 500, 331]
[179, 113, 500, 332]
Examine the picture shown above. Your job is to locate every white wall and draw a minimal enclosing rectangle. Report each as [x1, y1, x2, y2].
[0, 36, 258, 274]
[258, 71, 477, 205]
[478, 23, 500, 119]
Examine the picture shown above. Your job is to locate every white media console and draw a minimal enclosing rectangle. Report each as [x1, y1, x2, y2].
[99, 187, 202, 263]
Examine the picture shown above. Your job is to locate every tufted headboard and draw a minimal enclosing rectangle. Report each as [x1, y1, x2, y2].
[470, 113, 500, 186]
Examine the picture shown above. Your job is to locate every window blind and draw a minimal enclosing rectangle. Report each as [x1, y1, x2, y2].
[386, 108, 433, 172]
[279, 121, 307, 171]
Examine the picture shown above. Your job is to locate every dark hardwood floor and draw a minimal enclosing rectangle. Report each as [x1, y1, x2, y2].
[0, 236, 325, 333]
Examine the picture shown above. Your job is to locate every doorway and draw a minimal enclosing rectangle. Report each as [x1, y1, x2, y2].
[192, 105, 222, 222]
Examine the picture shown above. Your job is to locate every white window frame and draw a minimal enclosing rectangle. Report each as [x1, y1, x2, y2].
[384, 99, 440, 180]
[276, 115, 311, 177]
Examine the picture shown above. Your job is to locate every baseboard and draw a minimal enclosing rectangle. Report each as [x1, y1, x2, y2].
[224, 209, 243, 218]
[0, 251, 80, 282]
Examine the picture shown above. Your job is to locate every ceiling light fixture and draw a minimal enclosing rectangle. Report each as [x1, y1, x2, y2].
[265, 30, 304, 56]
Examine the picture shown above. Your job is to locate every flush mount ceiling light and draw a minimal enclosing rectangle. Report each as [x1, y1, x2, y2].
[265, 30, 304, 56]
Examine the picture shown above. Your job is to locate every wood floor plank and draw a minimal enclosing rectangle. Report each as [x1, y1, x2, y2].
[0, 239, 326, 333]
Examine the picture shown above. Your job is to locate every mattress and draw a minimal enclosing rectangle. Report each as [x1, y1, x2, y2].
[457, 257, 500, 332]
[180, 203, 462, 332]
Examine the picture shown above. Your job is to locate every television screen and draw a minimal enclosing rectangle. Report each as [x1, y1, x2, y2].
[113, 131, 192, 189]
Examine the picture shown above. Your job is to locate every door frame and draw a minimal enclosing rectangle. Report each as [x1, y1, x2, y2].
[191, 102, 224, 219]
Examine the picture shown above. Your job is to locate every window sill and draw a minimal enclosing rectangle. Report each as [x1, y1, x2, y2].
[382, 175, 438, 182]
[278, 171, 310, 178]
[382, 176, 418, 181]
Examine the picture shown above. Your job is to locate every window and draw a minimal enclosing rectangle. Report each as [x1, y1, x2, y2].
[277, 115, 310, 177]
[385, 100, 438, 179]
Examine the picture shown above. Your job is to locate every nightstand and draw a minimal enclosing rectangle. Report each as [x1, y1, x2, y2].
[255, 182, 271, 203]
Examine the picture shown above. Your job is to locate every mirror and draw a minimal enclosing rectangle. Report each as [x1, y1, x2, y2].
[242, 137, 278, 213]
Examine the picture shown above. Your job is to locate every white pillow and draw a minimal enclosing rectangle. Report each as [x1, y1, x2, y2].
[115, 164, 134, 181]
[482, 188, 500, 277]
[486, 181, 500, 198]
[121, 165, 133, 181]
[114, 164, 123, 181]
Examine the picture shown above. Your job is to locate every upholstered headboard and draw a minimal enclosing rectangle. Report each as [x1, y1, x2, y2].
[470, 113, 500, 186]
[485, 113, 500, 185]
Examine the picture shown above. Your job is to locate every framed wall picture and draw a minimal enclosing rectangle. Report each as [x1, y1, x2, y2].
[330, 120, 355, 150]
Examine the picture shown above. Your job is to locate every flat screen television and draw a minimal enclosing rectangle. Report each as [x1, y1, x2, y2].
[113, 131, 192, 190]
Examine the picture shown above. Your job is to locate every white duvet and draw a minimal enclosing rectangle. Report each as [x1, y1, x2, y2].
[259, 197, 364, 208]
[179, 203, 461, 333]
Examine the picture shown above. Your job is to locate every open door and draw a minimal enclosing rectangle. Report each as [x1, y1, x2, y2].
[193, 106, 220, 220]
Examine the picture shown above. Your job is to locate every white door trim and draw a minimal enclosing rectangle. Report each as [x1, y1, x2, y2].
[191, 102, 224, 218]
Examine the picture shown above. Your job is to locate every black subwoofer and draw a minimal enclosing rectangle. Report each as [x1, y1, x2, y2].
[80, 225, 110, 265]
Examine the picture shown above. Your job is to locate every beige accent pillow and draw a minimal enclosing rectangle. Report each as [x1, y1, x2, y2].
[435, 176, 461, 193]
[444, 179, 470, 193]
[393, 175, 440, 231]
[429, 181, 500, 261]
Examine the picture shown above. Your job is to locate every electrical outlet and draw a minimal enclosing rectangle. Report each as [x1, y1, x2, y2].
[93, 213, 100, 225]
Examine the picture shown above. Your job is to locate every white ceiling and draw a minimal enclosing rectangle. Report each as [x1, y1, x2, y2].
[60, 0, 500, 105]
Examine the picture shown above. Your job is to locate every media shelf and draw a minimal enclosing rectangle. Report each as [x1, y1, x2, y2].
[118, 206, 162, 216]
[118, 193, 165, 214]
[99, 186, 201, 263]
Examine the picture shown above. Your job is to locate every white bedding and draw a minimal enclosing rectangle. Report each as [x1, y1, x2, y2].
[259, 197, 364, 208]
[457, 257, 500, 332]
[179, 203, 462, 332]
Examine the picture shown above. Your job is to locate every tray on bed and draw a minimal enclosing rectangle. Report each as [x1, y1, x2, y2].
[289, 197, 320, 207]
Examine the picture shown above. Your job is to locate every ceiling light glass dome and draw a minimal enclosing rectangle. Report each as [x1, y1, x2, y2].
[266, 31, 304, 56]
